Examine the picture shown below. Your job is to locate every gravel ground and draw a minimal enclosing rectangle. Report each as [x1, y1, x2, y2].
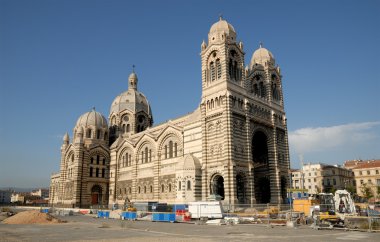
[0, 214, 379, 242]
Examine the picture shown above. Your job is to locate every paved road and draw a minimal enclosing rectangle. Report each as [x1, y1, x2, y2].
[0, 215, 379, 242]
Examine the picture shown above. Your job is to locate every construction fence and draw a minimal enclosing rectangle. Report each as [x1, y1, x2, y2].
[13, 201, 380, 232]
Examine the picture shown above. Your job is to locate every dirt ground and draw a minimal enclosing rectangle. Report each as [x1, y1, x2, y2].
[2, 210, 63, 224]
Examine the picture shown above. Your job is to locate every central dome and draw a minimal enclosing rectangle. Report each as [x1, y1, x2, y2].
[110, 71, 152, 116]
[110, 89, 152, 115]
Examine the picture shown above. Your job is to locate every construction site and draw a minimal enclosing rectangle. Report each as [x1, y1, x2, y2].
[1, 188, 379, 242]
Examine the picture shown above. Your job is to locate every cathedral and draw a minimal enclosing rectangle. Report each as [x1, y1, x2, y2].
[49, 17, 290, 208]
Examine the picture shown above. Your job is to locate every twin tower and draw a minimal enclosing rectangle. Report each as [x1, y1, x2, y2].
[50, 17, 290, 208]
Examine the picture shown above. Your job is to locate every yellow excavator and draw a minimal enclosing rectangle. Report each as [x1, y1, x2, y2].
[124, 197, 136, 212]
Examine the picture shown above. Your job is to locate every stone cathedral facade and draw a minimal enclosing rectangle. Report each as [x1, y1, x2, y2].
[49, 18, 290, 208]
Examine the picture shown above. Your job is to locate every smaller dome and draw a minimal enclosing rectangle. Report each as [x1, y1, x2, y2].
[75, 108, 108, 131]
[250, 44, 275, 68]
[208, 17, 236, 44]
[209, 17, 236, 35]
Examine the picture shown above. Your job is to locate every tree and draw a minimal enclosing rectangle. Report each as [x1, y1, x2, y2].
[360, 183, 373, 200]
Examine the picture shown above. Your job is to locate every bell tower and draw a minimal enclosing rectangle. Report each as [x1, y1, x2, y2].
[200, 17, 247, 204]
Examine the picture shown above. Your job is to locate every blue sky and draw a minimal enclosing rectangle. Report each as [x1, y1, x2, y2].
[1, 0, 379, 188]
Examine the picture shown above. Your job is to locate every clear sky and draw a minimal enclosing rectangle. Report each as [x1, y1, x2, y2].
[1, 0, 379, 188]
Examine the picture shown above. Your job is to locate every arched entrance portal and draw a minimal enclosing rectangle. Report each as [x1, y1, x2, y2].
[91, 185, 102, 205]
[211, 175, 224, 200]
[236, 174, 246, 203]
[252, 131, 271, 203]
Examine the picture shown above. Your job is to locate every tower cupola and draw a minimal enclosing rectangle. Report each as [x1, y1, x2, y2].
[208, 16, 236, 44]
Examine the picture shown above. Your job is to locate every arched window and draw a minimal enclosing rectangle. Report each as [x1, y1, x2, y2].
[169, 184, 172, 192]
[138, 187, 141, 193]
[87, 129, 92, 138]
[96, 168, 99, 177]
[102, 168, 105, 178]
[149, 149, 152, 162]
[126, 124, 130, 132]
[122, 124, 126, 133]
[210, 62, 215, 81]
[178, 181, 182, 190]
[165, 145, 168, 159]
[259, 82, 266, 98]
[104, 132, 108, 141]
[187, 180, 191, 190]
[253, 84, 258, 95]
[216, 59, 221, 79]
[150, 185, 153, 193]
[144, 186, 147, 193]
[141, 151, 144, 163]
[124, 188, 127, 194]
[145, 147, 148, 163]
[97, 130, 101, 139]
[161, 184, 164, 192]
[169, 141, 173, 158]
[174, 143, 178, 157]
[129, 154, 132, 166]
[272, 83, 280, 101]
[129, 187, 131, 194]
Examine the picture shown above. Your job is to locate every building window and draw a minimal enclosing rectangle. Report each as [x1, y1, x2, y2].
[333, 179, 336, 185]
[161, 184, 164, 193]
[87, 129, 92, 138]
[174, 143, 178, 157]
[103, 158, 105, 165]
[102, 168, 105, 178]
[97, 130, 101, 139]
[104, 132, 108, 141]
[376, 170, 379, 175]
[169, 141, 173, 158]
[165, 145, 168, 159]
[126, 124, 130, 132]
[90, 167, 93, 177]
[129, 187, 131, 194]
[145, 147, 148, 163]
[169, 184, 172, 192]
[368, 179, 372, 184]
[138, 187, 141, 194]
[360, 180, 364, 184]
[359, 171, 362, 175]
[150, 185, 153, 193]
[178, 181, 182, 190]
[216, 59, 221, 79]
[91, 158, 93, 164]
[187, 180, 191, 190]
[367, 170, 370, 175]
[96, 155, 99, 165]
[144, 186, 147, 193]
[210, 62, 215, 81]
[96, 168, 99, 177]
